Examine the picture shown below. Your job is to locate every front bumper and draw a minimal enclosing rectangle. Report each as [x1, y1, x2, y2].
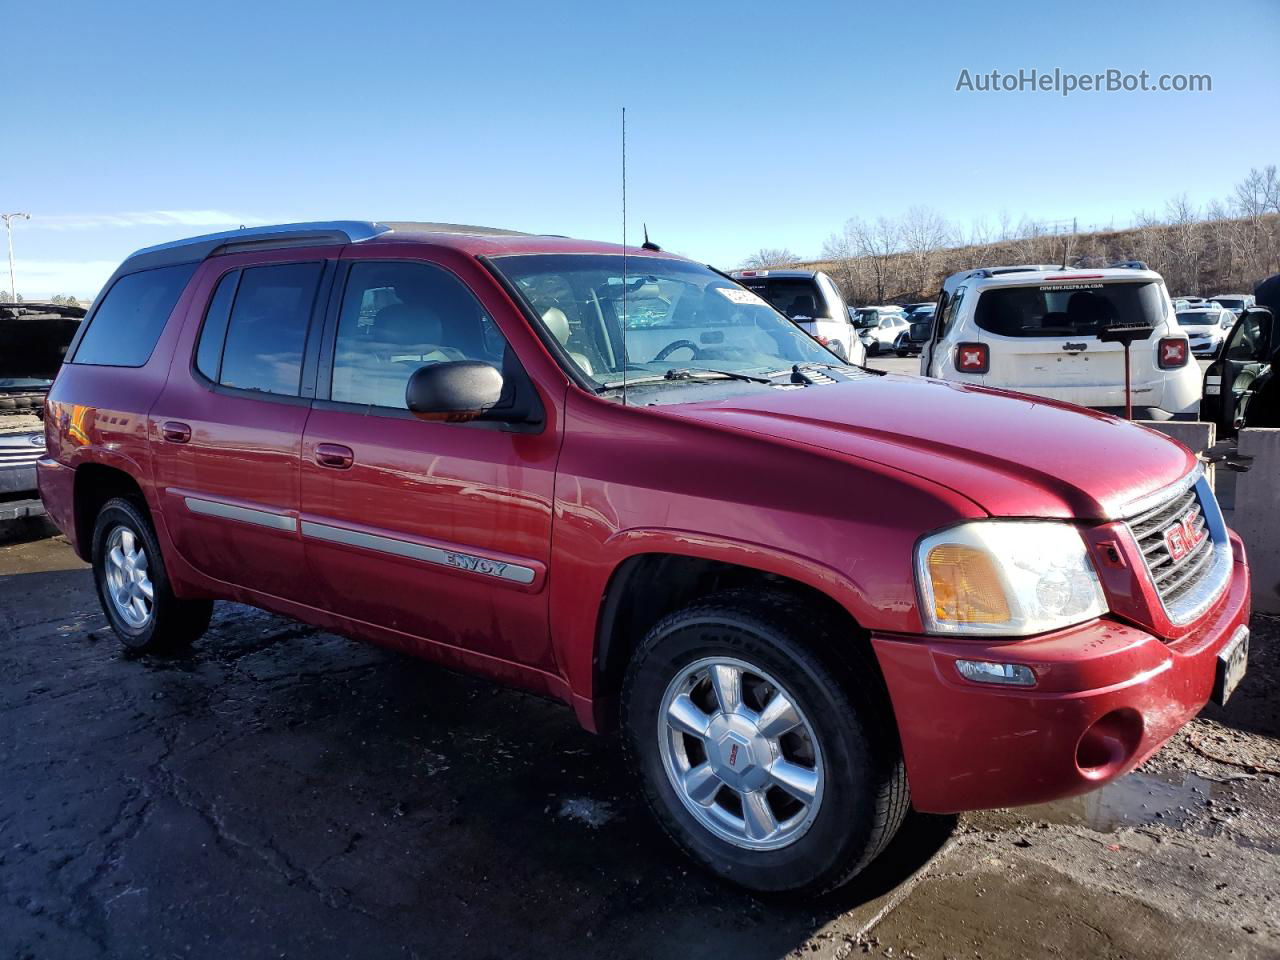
[871, 532, 1250, 813]
[0, 463, 38, 496]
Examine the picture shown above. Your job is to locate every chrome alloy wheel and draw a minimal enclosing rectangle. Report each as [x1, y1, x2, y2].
[104, 526, 154, 629]
[658, 656, 824, 851]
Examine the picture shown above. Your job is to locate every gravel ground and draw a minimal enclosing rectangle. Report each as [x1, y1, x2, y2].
[1, 526, 1276, 960]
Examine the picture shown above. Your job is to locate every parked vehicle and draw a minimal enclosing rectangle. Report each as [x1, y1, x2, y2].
[851, 306, 909, 356]
[898, 315, 933, 357]
[1177, 304, 1236, 356]
[42, 222, 1251, 895]
[921, 263, 1200, 419]
[0, 301, 84, 519]
[896, 304, 936, 356]
[1209, 294, 1255, 316]
[1200, 306, 1278, 436]
[730, 269, 866, 363]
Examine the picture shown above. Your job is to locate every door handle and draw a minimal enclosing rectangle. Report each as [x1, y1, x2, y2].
[162, 421, 191, 444]
[315, 443, 354, 470]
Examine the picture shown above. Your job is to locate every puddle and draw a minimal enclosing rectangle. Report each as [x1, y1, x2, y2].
[1022, 770, 1224, 831]
[557, 797, 614, 829]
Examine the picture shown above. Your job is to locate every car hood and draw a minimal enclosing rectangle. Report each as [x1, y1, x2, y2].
[668, 374, 1196, 520]
[0, 304, 85, 380]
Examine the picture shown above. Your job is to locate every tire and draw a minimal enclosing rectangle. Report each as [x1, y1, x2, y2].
[866, 341, 880, 357]
[622, 589, 909, 894]
[91, 497, 213, 654]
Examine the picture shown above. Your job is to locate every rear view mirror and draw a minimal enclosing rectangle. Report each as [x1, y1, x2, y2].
[406, 361, 505, 422]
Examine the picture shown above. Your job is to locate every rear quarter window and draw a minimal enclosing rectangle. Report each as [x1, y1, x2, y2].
[72, 263, 197, 366]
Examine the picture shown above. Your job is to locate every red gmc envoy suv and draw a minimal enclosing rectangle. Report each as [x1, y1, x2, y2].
[39, 221, 1251, 894]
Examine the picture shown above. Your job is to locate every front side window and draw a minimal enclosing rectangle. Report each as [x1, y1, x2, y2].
[493, 255, 840, 386]
[1226, 312, 1271, 362]
[73, 263, 197, 367]
[216, 262, 322, 396]
[973, 281, 1164, 339]
[331, 261, 507, 409]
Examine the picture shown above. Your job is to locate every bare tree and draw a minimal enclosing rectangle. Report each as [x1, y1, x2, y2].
[899, 206, 951, 295]
[740, 248, 799, 269]
[843, 217, 901, 305]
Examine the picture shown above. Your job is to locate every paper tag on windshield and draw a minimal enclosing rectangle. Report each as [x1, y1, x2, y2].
[716, 287, 768, 306]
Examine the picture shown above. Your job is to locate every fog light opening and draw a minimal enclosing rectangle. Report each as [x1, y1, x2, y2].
[955, 660, 1036, 686]
[1076, 708, 1144, 779]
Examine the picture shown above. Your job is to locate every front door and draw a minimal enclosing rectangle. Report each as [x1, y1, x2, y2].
[151, 254, 331, 602]
[298, 256, 560, 671]
[1201, 307, 1274, 436]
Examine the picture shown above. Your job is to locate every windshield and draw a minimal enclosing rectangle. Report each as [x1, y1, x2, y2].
[853, 309, 884, 328]
[733, 277, 831, 319]
[493, 255, 843, 386]
[973, 281, 1165, 338]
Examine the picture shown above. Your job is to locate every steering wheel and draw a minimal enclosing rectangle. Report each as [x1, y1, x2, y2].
[652, 339, 704, 362]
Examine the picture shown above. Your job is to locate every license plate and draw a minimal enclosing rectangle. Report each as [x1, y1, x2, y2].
[1213, 626, 1249, 705]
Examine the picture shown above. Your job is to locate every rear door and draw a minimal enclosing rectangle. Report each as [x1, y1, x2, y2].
[151, 251, 332, 603]
[975, 280, 1162, 396]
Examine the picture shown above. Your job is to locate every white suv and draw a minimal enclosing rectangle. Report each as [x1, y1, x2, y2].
[730, 269, 867, 364]
[920, 263, 1200, 420]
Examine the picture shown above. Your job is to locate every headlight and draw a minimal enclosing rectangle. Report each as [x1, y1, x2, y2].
[914, 521, 1107, 636]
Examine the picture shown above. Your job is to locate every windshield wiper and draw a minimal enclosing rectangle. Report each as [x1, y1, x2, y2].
[598, 367, 773, 390]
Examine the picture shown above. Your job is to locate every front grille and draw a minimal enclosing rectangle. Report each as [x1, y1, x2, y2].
[1125, 474, 1229, 623]
[0, 447, 43, 467]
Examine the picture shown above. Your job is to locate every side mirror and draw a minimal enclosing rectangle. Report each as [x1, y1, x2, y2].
[909, 321, 931, 342]
[405, 361, 506, 422]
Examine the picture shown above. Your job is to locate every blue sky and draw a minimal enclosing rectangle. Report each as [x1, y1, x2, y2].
[5, 0, 1278, 298]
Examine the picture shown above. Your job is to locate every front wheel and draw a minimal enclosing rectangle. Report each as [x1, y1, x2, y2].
[91, 497, 213, 654]
[622, 590, 908, 894]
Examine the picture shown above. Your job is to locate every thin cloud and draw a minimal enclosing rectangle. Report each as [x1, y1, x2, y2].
[30, 210, 272, 231]
[6, 259, 124, 300]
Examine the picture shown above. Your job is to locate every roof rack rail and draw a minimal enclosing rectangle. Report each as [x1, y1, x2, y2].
[1107, 259, 1149, 270]
[123, 221, 392, 271]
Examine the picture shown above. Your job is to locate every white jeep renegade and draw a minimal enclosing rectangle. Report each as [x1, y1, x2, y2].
[920, 263, 1200, 419]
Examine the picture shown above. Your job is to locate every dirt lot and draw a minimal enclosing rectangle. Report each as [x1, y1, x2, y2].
[1, 524, 1277, 960]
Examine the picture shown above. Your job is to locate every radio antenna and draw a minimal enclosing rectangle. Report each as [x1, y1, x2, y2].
[621, 106, 629, 406]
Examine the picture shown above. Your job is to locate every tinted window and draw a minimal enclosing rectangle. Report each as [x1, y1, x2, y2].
[73, 263, 197, 366]
[736, 278, 831, 319]
[194, 270, 240, 381]
[973, 282, 1163, 339]
[218, 262, 322, 396]
[331, 261, 507, 409]
[1226, 313, 1271, 362]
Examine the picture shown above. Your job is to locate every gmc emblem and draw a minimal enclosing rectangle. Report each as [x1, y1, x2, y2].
[727, 744, 740, 767]
[1164, 511, 1206, 562]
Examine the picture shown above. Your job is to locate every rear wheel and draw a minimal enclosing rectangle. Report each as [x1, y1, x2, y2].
[91, 497, 212, 653]
[622, 590, 908, 894]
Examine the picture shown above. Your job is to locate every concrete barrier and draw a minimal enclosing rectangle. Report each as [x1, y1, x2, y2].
[1233, 428, 1280, 614]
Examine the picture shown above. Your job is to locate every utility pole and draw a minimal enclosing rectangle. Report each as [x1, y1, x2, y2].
[2, 212, 31, 302]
